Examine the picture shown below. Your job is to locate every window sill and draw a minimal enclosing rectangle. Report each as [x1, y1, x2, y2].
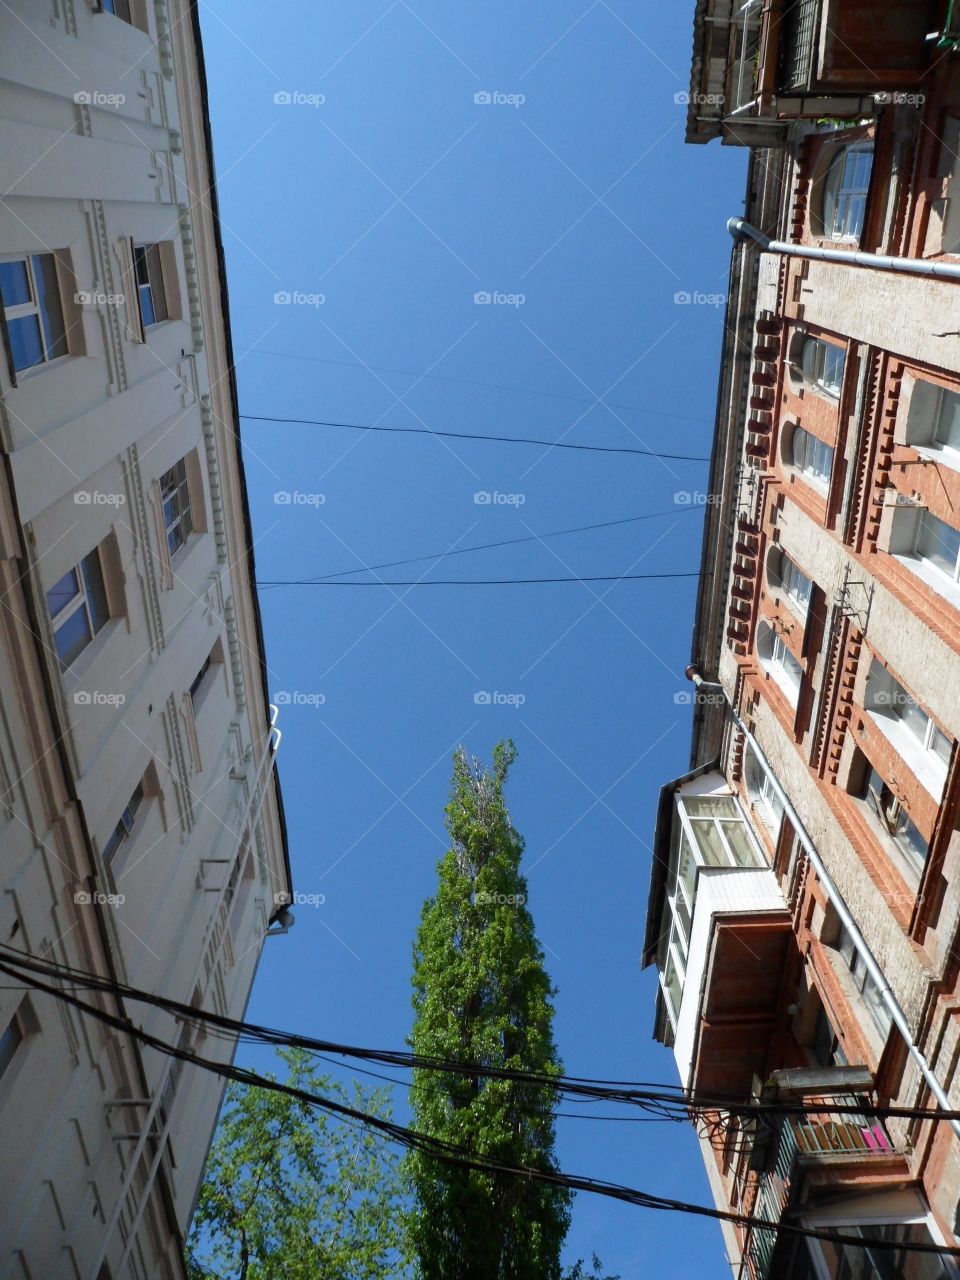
[867, 710, 948, 800]
[60, 617, 122, 692]
[891, 552, 960, 613]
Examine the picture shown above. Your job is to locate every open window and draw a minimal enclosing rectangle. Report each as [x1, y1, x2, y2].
[756, 620, 804, 707]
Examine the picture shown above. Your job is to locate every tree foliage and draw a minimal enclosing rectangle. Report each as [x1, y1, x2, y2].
[407, 740, 572, 1280]
[186, 1047, 412, 1280]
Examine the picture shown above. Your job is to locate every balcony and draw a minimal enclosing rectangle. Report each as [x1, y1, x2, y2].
[737, 1068, 907, 1280]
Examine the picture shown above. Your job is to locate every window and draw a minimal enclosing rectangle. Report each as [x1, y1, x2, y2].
[860, 765, 928, 874]
[771, 549, 813, 618]
[101, 0, 133, 18]
[160, 458, 193, 556]
[133, 244, 168, 327]
[800, 337, 845, 398]
[914, 509, 960, 583]
[757, 621, 804, 706]
[46, 548, 110, 670]
[0, 1012, 23, 1080]
[0, 254, 68, 372]
[810, 1003, 846, 1069]
[810, 1221, 952, 1280]
[745, 748, 785, 835]
[657, 788, 766, 1033]
[102, 782, 144, 864]
[835, 922, 893, 1040]
[189, 654, 212, 705]
[902, 381, 960, 471]
[866, 662, 951, 796]
[822, 143, 873, 241]
[790, 426, 834, 488]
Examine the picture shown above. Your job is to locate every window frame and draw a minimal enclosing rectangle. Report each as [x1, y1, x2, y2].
[789, 425, 834, 491]
[46, 547, 111, 672]
[102, 781, 145, 866]
[800, 337, 845, 398]
[133, 243, 169, 329]
[0, 252, 69, 373]
[865, 662, 951, 797]
[772, 548, 813, 619]
[821, 142, 874, 243]
[757, 620, 804, 706]
[159, 457, 194, 558]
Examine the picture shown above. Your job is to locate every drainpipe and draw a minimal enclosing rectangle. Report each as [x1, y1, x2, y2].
[727, 217, 960, 282]
[684, 665, 960, 1144]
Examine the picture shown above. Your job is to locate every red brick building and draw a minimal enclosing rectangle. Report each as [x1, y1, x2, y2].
[644, 4, 960, 1275]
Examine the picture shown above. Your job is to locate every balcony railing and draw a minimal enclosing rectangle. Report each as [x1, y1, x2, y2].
[744, 1093, 895, 1280]
[777, 0, 818, 93]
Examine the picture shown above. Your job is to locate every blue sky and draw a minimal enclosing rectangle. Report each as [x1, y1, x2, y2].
[199, 1, 746, 1272]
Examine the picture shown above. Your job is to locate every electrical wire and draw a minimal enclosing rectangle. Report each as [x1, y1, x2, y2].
[255, 572, 703, 587]
[2, 949, 956, 1259]
[240, 412, 710, 462]
[255, 507, 701, 589]
[236, 346, 713, 426]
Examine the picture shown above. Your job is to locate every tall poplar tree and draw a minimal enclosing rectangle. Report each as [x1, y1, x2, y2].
[407, 740, 571, 1280]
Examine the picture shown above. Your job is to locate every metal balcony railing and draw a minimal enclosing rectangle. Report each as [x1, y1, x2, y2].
[746, 1094, 894, 1280]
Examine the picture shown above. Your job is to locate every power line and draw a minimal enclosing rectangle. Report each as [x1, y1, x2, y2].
[240, 412, 710, 462]
[256, 507, 701, 589]
[2, 949, 956, 1259]
[236, 346, 713, 426]
[256, 571, 703, 588]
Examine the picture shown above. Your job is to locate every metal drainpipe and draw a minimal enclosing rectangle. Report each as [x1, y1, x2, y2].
[727, 216, 960, 282]
[685, 666, 960, 1144]
[89, 713, 284, 1280]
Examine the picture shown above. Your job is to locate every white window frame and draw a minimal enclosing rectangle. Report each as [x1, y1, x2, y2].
[866, 662, 951, 798]
[160, 457, 194, 557]
[914, 508, 960, 583]
[745, 747, 785, 835]
[789, 425, 834, 490]
[0, 252, 69, 373]
[802, 1212, 958, 1280]
[46, 548, 111, 672]
[757, 621, 804, 706]
[800, 337, 845, 398]
[773, 549, 813, 619]
[822, 142, 874, 242]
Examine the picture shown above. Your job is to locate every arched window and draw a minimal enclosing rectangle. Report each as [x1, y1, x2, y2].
[768, 548, 812, 617]
[789, 425, 834, 488]
[822, 143, 873, 241]
[756, 620, 803, 706]
[800, 337, 845, 397]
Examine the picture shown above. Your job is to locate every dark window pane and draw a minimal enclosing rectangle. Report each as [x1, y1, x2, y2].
[138, 282, 155, 327]
[32, 254, 67, 359]
[54, 607, 93, 668]
[7, 315, 44, 371]
[46, 568, 80, 619]
[0, 259, 31, 306]
[81, 550, 110, 634]
[145, 245, 167, 322]
[0, 1016, 22, 1078]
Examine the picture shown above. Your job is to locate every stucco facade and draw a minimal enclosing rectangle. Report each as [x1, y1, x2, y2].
[0, 2, 291, 1276]
[646, 5, 960, 1277]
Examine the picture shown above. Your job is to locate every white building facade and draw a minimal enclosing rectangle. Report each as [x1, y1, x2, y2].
[0, 2, 292, 1275]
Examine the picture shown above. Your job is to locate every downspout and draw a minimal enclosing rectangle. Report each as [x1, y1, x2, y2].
[684, 666, 960, 1144]
[728, 216, 960, 281]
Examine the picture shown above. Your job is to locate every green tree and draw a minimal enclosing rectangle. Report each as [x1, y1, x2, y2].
[186, 1047, 413, 1280]
[407, 740, 572, 1280]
